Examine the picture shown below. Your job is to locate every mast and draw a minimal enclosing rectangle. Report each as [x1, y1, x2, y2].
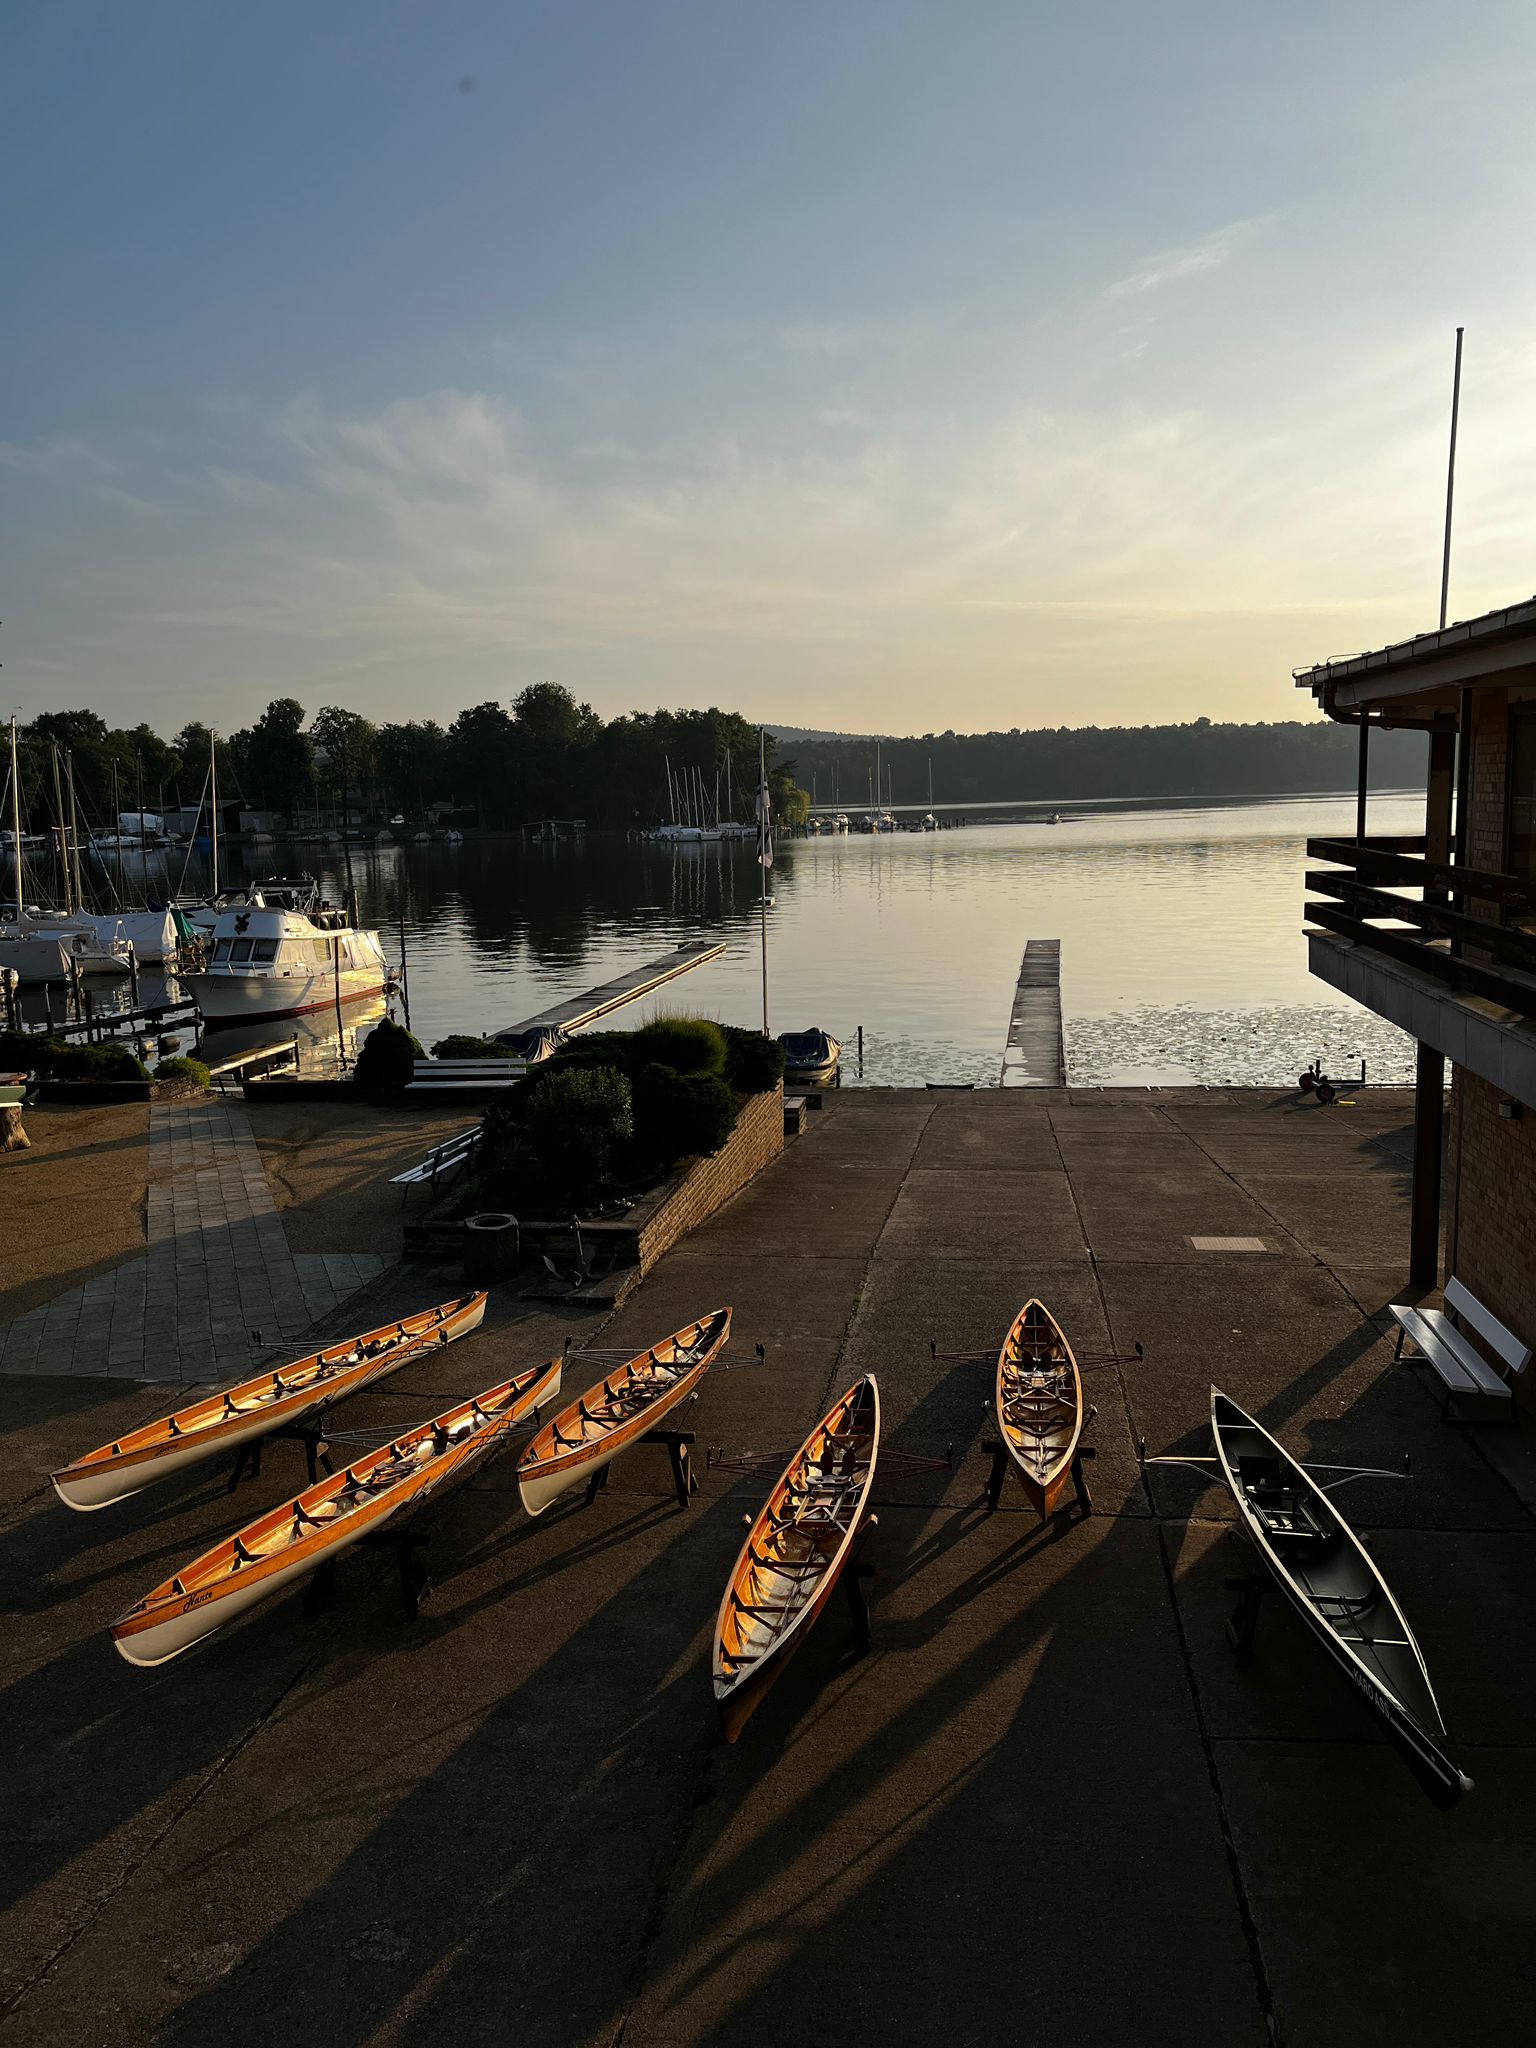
[928, 755, 933, 808]
[757, 728, 770, 1034]
[51, 745, 70, 911]
[66, 752, 84, 912]
[209, 731, 220, 896]
[9, 717, 22, 921]
[111, 758, 124, 907]
[665, 754, 675, 823]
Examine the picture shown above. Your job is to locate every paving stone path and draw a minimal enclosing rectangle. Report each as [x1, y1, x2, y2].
[0, 1096, 385, 1384]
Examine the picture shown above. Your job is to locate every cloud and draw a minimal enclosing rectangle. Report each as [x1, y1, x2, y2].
[1105, 219, 1261, 300]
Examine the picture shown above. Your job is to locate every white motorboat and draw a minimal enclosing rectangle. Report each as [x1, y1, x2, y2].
[183, 900, 389, 1025]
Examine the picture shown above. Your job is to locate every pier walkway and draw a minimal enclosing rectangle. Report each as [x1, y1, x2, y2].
[4, 1087, 1534, 2046]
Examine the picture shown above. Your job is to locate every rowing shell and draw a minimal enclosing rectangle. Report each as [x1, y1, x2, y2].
[517, 1307, 731, 1517]
[1210, 1388, 1472, 1810]
[996, 1299, 1082, 1520]
[713, 1376, 880, 1742]
[52, 1291, 489, 1513]
[111, 1355, 559, 1667]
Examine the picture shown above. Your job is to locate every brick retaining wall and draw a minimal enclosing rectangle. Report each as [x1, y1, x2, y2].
[633, 1082, 784, 1272]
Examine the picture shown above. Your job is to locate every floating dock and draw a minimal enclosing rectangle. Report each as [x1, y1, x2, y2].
[500, 940, 727, 1038]
[1000, 939, 1064, 1087]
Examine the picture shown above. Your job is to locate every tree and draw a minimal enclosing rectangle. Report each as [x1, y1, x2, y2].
[377, 720, 449, 816]
[228, 698, 313, 817]
[309, 706, 380, 815]
[447, 702, 519, 825]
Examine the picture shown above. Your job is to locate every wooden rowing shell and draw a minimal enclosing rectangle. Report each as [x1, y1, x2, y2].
[517, 1307, 731, 1517]
[52, 1291, 489, 1513]
[713, 1375, 880, 1742]
[111, 1354, 558, 1667]
[1210, 1388, 1472, 1810]
[996, 1298, 1082, 1520]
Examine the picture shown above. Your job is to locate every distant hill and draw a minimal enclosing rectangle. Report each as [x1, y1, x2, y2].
[763, 717, 1426, 806]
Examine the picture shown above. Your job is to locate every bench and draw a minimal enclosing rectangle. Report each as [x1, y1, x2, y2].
[405, 1058, 526, 1095]
[1391, 1277, 1532, 1423]
[390, 1126, 482, 1196]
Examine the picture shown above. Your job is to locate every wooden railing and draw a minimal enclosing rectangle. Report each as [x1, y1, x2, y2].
[1305, 837, 1536, 1017]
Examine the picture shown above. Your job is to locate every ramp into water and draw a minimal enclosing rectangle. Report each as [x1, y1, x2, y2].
[1000, 939, 1064, 1087]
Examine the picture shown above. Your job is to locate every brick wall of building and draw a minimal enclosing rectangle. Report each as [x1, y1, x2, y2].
[1447, 1064, 1536, 1409]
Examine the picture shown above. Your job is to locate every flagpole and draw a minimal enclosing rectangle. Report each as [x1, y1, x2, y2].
[758, 727, 770, 1035]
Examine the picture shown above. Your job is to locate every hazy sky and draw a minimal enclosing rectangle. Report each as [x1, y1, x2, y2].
[6, 3, 1536, 738]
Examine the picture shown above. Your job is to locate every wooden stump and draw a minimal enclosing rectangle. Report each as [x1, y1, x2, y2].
[1, 1104, 30, 1154]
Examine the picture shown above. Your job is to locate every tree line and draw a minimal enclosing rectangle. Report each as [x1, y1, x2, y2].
[8, 687, 807, 832]
[778, 717, 1428, 808]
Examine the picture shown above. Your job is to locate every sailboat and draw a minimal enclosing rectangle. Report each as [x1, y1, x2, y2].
[0, 725, 135, 982]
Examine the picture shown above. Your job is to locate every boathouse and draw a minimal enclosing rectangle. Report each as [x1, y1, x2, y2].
[1298, 594, 1536, 1398]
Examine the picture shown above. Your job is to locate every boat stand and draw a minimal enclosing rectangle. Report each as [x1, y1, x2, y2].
[978, 1428, 1095, 1518]
[842, 1520, 879, 1654]
[304, 1528, 432, 1623]
[1223, 1533, 1267, 1663]
[226, 1422, 333, 1494]
[582, 1428, 699, 1510]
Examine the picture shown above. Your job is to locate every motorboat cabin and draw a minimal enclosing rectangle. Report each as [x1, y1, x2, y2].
[184, 903, 388, 1024]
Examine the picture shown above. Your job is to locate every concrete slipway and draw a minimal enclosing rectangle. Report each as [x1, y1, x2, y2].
[3, 1087, 1534, 2047]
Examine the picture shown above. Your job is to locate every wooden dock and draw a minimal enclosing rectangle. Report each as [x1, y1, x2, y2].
[499, 940, 727, 1038]
[1000, 939, 1064, 1087]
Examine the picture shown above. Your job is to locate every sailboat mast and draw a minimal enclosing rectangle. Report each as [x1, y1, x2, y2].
[66, 753, 84, 911]
[51, 745, 70, 911]
[9, 718, 23, 921]
[209, 732, 220, 896]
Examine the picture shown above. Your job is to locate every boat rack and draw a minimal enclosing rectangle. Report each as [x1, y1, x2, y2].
[979, 1405, 1098, 1518]
[303, 1527, 433, 1623]
[581, 1423, 699, 1510]
[226, 1419, 333, 1492]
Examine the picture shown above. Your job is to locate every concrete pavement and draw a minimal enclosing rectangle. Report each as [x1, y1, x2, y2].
[2, 1087, 1532, 2046]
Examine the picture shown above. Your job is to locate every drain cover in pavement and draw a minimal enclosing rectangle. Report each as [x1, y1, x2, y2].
[1188, 1236, 1271, 1252]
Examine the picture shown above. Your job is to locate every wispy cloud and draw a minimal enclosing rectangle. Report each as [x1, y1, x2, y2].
[1105, 219, 1261, 300]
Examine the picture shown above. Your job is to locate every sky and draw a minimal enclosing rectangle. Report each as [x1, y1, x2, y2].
[5, 1, 1536, 740]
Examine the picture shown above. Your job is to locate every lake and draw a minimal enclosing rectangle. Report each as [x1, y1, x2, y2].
[96, 789, 1417, 1088]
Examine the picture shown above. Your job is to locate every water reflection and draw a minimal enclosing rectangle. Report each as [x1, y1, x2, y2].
[16, 793, 1420, 1086]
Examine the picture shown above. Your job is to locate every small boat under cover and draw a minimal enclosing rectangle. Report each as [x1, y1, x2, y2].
[112, 1354, 559, 1666]
[1210, 1388, 1472, 1809]
[517, 1308, 731, 1516]
[52, 1292, 487, 1511]
[777, 1027, 841, 1085]
[713, 1376, 880, 1741]
[996, 1299, 1083, 1520]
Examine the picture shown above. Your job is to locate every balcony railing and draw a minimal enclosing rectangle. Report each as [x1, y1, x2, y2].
[1305, 836, 1536, 1017]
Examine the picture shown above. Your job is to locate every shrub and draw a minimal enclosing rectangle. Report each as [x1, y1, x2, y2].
[0, 1032, 149, 1082]
[632, 1016, 727, 1076]
[543, 1030, 641, 1078]
[634, 1063, 737, 1162]
[525, 1065, 634, 1206]
[0, 1030, 56, 1072]
[353, 1017, 423, 1090]
[722, 1025, 784, 1094]
[155, 1055, 212, 1088]
[429, 1033, 523, 1061]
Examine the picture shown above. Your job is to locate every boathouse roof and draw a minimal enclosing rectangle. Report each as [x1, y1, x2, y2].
[1295, 592, 1536, 715]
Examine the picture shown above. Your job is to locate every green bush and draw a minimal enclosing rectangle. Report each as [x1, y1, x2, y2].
[429, 1033, 520, 1061]
[632, 1016, 727, 1076]
[353, 1017, 423, 1090]
[155, 1055, 212, 1088]
[543, 1030, 640, 1077]
[722, 1025, 784, 1094]
[0, 1031, 149, 1082]
[525, 1065, 634, 1206]
[634, 1063, 737, 1162]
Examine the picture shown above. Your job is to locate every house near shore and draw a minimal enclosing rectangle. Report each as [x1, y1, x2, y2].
[1298, 593, 1536, 1395]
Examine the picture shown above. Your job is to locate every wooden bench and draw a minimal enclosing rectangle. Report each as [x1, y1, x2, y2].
[390, 1126, 482, 1197]
[405, 1058, 526, 1096]
[1391, 1277, 1531, 1423]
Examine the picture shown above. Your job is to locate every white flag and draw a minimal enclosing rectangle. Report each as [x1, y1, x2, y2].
[755, 776, 774, 870]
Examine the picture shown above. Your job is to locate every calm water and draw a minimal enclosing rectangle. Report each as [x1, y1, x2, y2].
[158, 791, 1417, 1088]
[38, 793, 1418, 1086]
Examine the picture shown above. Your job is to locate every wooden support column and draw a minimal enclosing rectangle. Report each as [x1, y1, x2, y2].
[1410, 728, 1458, 1286]
[1356, 717, 1370, 842]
